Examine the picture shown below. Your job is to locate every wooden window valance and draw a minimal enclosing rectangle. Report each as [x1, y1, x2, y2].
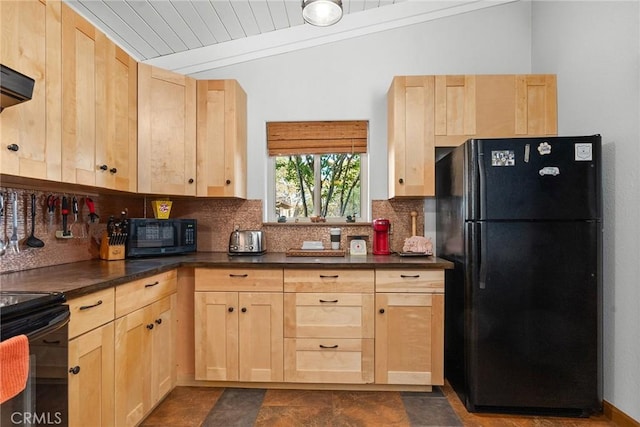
[267, 120, 368, 156]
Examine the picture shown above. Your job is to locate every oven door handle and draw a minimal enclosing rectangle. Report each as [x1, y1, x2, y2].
[27, 311, 70, 341]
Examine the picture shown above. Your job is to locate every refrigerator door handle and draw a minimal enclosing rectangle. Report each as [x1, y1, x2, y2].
[478, 222, 486, 289]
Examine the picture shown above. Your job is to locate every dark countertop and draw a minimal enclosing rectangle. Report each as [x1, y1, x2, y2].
[0, 252, 453, 299]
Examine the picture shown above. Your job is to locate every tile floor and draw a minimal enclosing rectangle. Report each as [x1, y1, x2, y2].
[141, 382, 616, 427]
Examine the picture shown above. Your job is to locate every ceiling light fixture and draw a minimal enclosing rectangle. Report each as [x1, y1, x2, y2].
[302, 0, 343, 27]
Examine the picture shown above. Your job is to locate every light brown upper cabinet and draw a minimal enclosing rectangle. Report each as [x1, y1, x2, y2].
[387, 74, 557, 197]
[138, 63, 196, 196]
[95, 45, 137, 192]
[196, 80, 247, 198]
[61, 4, 107, 186]
[388, 76, 436, 198]
[1, 0, 61, 181]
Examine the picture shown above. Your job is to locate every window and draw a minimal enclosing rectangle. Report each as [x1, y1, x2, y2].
[267, 121, 368, 222]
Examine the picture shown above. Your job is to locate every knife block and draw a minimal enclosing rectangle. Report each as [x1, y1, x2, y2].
[99, 231, 126, 261]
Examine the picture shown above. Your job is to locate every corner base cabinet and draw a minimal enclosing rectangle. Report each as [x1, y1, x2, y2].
[114, 271, 177, 427]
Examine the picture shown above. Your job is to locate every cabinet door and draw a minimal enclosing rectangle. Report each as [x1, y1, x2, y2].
[194, 292, 239, 381]
[68, 322, 115, 427]
[375, 293, 444, 385]
[96, 45, 137, 192]
[150, 294, 176, 403]
[284, 293, 374, 339]
[238, 292, 283, 381]
[0, 0, 61, 181]
[434, 75, 477, 147]
[388, 76, 435, 197]
[115, 306, 152, 427]
[61, 4, 108, 186]
[138, 63, 196, 195]
[515, 74, 557, 136]
[196, 80, 247, 198]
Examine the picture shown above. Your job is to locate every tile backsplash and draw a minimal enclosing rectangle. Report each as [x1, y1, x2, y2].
[1, 183, 426, 274]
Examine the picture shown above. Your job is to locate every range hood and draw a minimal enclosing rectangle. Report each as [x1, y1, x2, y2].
[1, 64, 35, 112]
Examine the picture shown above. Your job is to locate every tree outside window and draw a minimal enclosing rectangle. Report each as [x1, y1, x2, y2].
[275, 153, 361, 219]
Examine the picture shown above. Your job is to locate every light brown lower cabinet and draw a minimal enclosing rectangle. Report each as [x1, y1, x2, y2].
[194, 291, 284, 382]
[114, 293, 176, 427]
[194, 268, 284, 383]
[283, 269, 375, 384]
[374, 270, 445, 386]
[66, 288, 116, 427]
[68, 322, 115, 427]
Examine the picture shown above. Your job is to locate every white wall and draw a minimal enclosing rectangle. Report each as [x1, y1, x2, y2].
[531, 1, 640, 420]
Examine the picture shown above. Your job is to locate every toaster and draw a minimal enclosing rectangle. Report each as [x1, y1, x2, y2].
[228, 229, 266, 255]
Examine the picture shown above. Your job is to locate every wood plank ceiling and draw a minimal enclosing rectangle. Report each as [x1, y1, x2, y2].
[63, 0, 514, 74]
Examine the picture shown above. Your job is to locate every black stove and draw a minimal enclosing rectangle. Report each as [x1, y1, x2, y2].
[0, 291, 68, 340]
[0, 290, 70, 425]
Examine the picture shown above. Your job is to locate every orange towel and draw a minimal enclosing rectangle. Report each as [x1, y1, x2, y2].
[0, 334, 30, 404]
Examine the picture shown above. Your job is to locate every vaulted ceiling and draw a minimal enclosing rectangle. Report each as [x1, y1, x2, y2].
[64, 0, 514, 75]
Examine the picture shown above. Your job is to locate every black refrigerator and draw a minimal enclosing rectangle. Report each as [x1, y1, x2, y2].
[435, 135, 602, 416]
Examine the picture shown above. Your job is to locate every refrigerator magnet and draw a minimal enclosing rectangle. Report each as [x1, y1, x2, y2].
[575, 143, 593, 161]
[537, 141, 552, 155]
[491, 150, 515, 166]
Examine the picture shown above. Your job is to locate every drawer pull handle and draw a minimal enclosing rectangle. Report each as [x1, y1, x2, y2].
[145, 281, 160, 288]
[319, 274, 339, 279]
[319, 344, 339, 349]
[43, 339, 61, 345]
[319, 299, 338, 303]
[79, 300, 103, 310]
[400, 274, 420, 279]
[69, 366, 81, 375]
[229, 274, 248, 278]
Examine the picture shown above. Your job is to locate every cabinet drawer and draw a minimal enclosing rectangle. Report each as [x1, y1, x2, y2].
[195, 268, 283, 292]
[284, 338, 373, 384]
[115, 270, 177, 317]
[284, 293, 374, 339]
[284, 269, 374, 293]
[375, 270, 444, 293]
[68, 287, 115, 339]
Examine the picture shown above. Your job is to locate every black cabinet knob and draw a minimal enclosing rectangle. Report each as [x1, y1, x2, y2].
[241, 307, 247, 313]
[379, 308, 385, 314]
[228, 307, 234, 313]
[7, 144, 19, 152]
[226, 179, 231, 185]
[69, 366, 81, 375]
[109, 167, 117, 174]
[398, 178, 404, 184]
[155, 318, 162, 325]
[146, 323, 154, 330]
[188, 178, 194, 184]
[99, 164, 108, 171]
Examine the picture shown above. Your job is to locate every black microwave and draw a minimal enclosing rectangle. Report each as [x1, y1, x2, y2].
[126, 218, 196, 258]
